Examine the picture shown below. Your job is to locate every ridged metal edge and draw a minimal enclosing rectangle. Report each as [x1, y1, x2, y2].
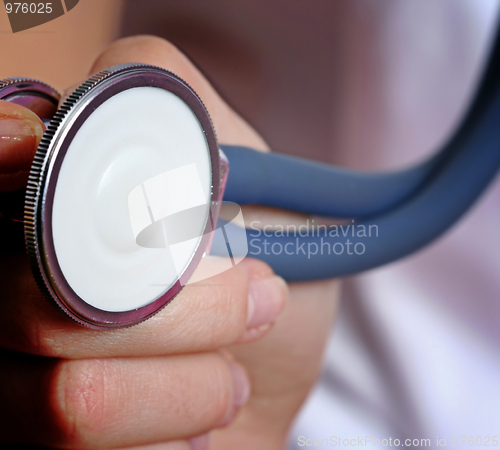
[22, 63, 219, 329]
[24, 68, 115, 328]
[0, 77, 60, 93]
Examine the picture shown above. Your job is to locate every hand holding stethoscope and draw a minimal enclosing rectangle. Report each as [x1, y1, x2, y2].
[0, 21, 500, 328]
[0, 37, 340, 448]
[1, 11, 499, 443]
[2, 26, 500, 330]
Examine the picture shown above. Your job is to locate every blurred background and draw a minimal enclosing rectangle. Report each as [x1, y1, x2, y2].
[2, 0, 499, 447]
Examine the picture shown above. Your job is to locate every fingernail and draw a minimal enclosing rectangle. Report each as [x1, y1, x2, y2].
[0, 116, 44, 141]
[189, 433, 210, 450]
[246, 276, 288, 330]
[219, 362, 250, 427]
[230, 362, 250, 408]
[0, 116, 44, 170]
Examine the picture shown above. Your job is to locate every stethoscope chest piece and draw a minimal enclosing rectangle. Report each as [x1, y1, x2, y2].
[2, 64, 222, 329]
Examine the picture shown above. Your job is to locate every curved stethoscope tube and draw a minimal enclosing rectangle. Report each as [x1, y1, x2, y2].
[219, 27, 500, 280]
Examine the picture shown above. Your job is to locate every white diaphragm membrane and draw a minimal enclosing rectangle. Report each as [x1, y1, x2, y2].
[51, 86, 211, 312]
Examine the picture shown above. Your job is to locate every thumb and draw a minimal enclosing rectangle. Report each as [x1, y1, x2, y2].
[0, 100, 45, 192]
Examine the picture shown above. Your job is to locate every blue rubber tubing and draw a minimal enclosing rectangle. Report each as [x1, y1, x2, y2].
[219, 28, 500, 281]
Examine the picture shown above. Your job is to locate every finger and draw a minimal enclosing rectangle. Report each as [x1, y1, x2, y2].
[116, 434, 209, 450]
[117, 443, 192, 450]
[0, 253, 288, 359]
[89, 35, 268, 151]
[118, 444, 190, 450]
[5, 440, 197, 450]
[0, 100, 45, 192]
[0, 352, 247, 449]
[0, 37, 289, 358]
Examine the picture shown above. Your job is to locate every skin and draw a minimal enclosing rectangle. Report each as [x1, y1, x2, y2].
[0, 0, 124, 91]
[0, 36, 339, 449]
[0, 101, 45, 191]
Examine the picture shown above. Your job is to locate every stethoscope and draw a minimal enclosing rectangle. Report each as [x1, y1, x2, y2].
[1, 28, 500, 329]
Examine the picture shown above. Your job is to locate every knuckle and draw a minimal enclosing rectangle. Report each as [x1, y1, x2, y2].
[134, 35, 181, 56]
[216, 287, 247, 342]
[214, 259, 275, 337]
[49, 359, 109, 447]
[99, 35, 185, 67]
[193, 284, 247, 347]
[120, 34, 180, 54]
[193, 258, 276, 346]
